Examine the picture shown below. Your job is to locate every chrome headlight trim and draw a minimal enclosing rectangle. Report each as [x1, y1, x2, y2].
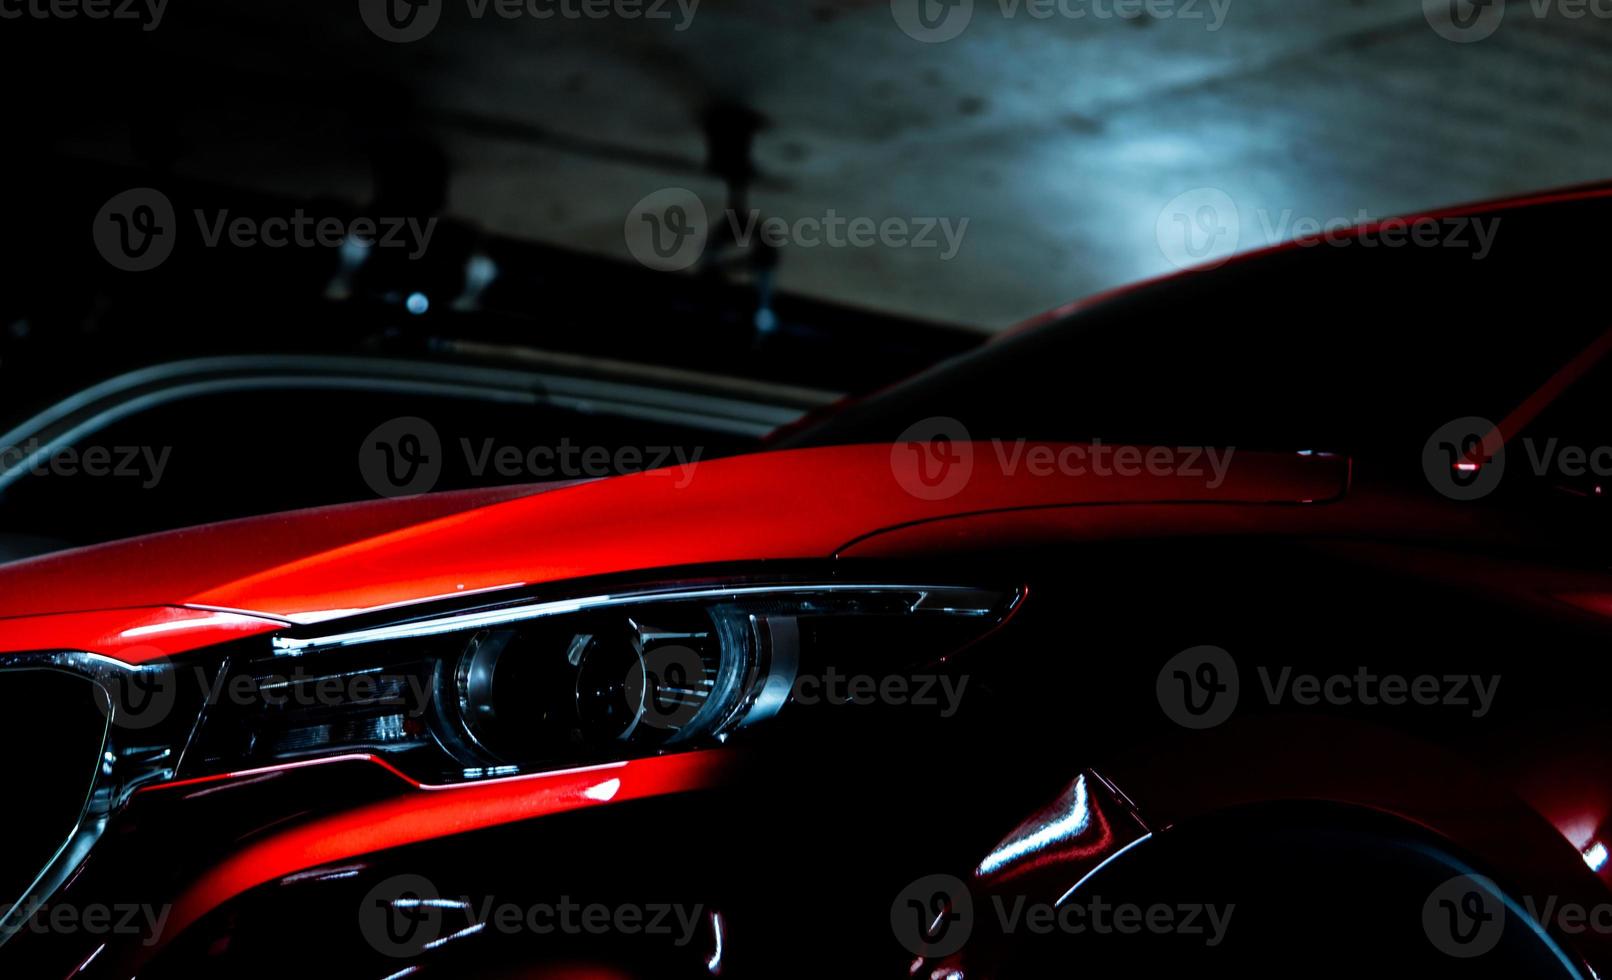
[0, 652, 183, 948]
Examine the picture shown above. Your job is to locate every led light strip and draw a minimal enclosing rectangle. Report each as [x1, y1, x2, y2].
[271, 583, 1014, 654]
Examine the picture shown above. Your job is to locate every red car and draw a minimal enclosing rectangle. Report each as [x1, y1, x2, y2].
[4, 185, 1612, 978]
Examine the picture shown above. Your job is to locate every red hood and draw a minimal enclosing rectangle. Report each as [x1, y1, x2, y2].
[0, 444, 1346, 627]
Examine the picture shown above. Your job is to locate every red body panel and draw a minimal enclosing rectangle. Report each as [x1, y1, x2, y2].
[155, 751, 728, 946]
[1, 437, 1602, 974]
[0, 606, 285, 660]
[9, 185, 1612, 977]
[0, 444, 1345, 631]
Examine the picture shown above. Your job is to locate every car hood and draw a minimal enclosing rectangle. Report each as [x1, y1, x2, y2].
[0, 444, 1346, 626]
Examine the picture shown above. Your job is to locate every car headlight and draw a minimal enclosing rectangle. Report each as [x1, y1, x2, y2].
[0, 576, 1021, 949]
[175, 579, 1023, 785]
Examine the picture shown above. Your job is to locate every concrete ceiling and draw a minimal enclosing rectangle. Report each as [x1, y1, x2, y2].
[53, 0, 1612, 329]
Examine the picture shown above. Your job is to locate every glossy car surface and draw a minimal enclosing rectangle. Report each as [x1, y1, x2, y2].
[5, 186, 1612, 977]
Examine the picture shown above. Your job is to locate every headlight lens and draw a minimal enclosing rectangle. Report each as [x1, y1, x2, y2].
[179, 582, 1021, 785]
